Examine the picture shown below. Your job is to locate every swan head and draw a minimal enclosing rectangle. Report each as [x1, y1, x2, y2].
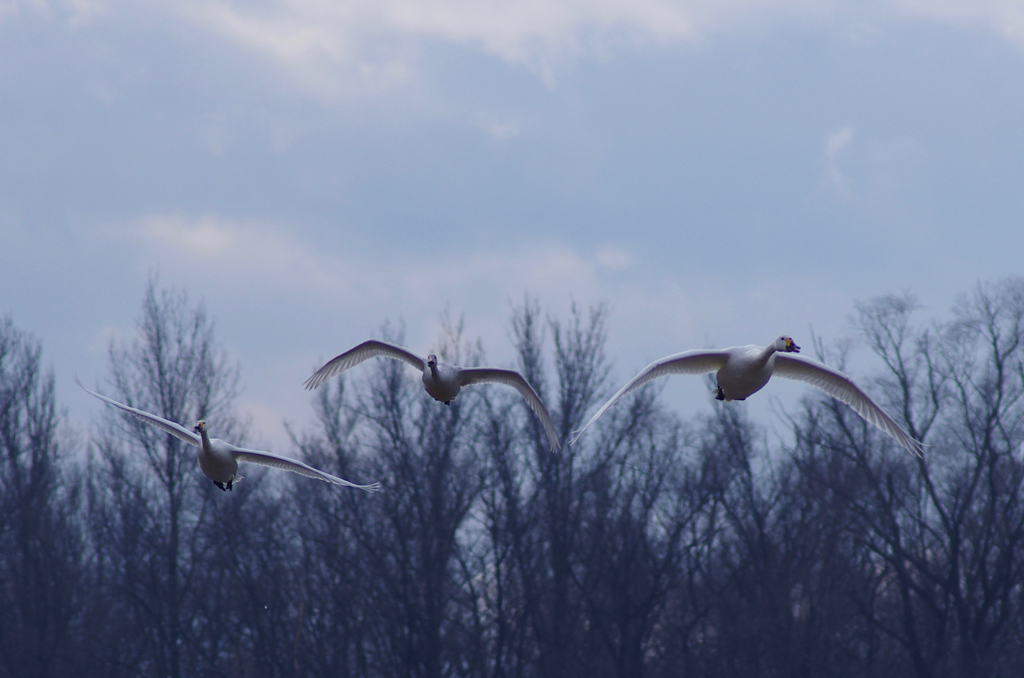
[426, 354, 438, 369]
[194, 420, 207, 433]
[776, 336, 800, 353]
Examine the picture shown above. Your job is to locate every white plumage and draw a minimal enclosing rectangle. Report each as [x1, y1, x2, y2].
[305, 339, 561, 452]
[76, 376, 381, 492]
[570, 336, 924, 456]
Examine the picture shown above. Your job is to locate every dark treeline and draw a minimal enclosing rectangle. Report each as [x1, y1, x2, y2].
[3, 278, 1024, 678]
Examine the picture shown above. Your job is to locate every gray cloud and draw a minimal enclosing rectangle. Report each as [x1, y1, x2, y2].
[3, 0, 1024, 449]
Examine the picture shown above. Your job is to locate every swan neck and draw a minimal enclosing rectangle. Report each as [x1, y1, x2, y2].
[198, 428, 211, 449]
[758, 343, 778, 365]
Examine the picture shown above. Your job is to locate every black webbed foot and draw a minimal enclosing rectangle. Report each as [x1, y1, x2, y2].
[214, 481, 228, 492]
[714, 386, 726, 401]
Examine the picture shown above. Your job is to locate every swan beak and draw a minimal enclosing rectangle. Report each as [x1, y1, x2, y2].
[786, 339, 801, 353]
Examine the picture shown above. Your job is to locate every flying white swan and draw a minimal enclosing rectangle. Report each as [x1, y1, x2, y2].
[76, 376, 381, 492]
[570, 336, 924, 456]
[304, 339, 561, 452]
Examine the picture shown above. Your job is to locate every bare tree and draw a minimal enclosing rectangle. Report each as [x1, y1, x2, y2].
[8, 278, 1024, 676]
[480, 300, 711, 678]
[572, 388, 691, 678]
[86, 280, 241, 678]
[508, 300, 611, 678]
[696, 403, 885, 678]
[793, 280, 1024, 678]
[0, 316, 83, 678]
[321, 320, 485, 678]
[288, 378, 378, 678]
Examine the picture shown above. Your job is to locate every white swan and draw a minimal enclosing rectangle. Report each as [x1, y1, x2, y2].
[570, 336, 924, 456]
[76, 376, 381, 492]
[304, 339, 561, 452]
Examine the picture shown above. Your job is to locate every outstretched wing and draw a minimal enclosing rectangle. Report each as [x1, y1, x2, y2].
[233, 447, 382, 492]
[570, 349, 730, 446]
[459, 367, 561, 452]
[75, 375, 200, 447]
[305, 340, 425, 390]
[773, 354, 924, 457]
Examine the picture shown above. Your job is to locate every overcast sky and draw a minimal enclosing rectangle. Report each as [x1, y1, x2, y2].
[3, 0, 1023, 449]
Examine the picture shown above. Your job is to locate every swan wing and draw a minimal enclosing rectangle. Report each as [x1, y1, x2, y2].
[773, 354, 924, 456]
[459, 367, 560, 451]
[305, 340, 425, 390]
[570, 349, 730, 446]
[75, 375, 200, 447]
[232, 446, 382, 492]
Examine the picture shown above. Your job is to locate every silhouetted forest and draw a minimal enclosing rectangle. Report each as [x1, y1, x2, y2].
[3, 278, 1024, 678]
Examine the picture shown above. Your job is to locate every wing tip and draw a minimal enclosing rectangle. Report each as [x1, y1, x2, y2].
[304, 368, 329, 391]
[74, 373, 89, 392]
[347, 480, 381, 493]
[305, 367, 337, 391]
[325, 475, 381, 492]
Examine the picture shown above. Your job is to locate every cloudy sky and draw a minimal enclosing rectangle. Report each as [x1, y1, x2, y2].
[3, 0, 1023, 448]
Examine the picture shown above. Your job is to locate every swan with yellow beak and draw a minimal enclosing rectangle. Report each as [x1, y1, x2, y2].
[570, 336, 924, 456]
